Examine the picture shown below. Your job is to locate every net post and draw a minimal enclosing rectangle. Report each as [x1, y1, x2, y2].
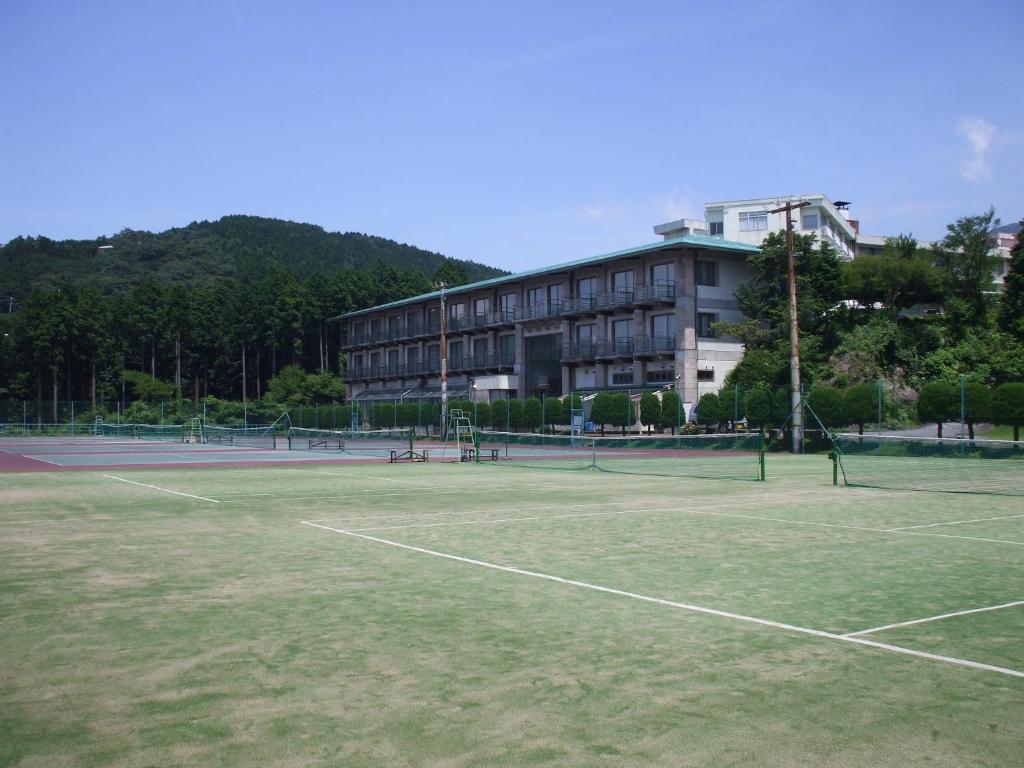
[758, 429, 766, 481]
[830, 437, 839, 486]
[408, 428, 413, 453]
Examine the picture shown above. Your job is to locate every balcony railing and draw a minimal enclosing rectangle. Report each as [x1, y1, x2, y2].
[343, 287, 679, 348]
[561, 336, 676, 362]
[636, 282, 676, 304]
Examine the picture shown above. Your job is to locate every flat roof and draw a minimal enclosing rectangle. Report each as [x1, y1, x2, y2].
[336, 234, 758, 321]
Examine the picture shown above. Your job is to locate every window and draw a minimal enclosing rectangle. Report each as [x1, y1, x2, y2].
[388, 316, 400, 338]
[612, 270, 634, 292]
[526, 287, 545, 307]
[738, 212, 768, 232]
[696, 260, 718, 287]
[387, 349, 399, 372]
[406, 311, 420, 334]
[547, 283, 563, 307]
[709, 221, 724, 236]
[499, 334, 515, 364]
[698, 369, 715, 382]
[473, 337, 488, 366]
[613, 318, 634, 340]
[426, 306, 439, 332]
[500, 292, 518, 312]
[370, 352, 380, 372]
[405, 347, 419, 372]
[651, 263, 675, 286]
[352, 354, 363, 373]
[651, 314, 674, 342]
[448, 340, 463, 367]
[612, 372, 634, 385]
[449, 302, 465, 320]
[352, 320, 364, 340]
[647, 369, 674, 383]
[370, 318, 383, 339]
[577, 277, 597, 298]
[802, 213, 819, 230]
[697, 312, 718, 338]
[576, 324, 593, 342]
[473, 297, 489, 316]
[426, 344, 440, 370]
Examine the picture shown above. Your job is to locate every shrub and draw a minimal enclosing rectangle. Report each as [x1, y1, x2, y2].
[639, 392, 661, 433]
[807, 385, 846, 430]
[695, 392, 721, 432]
[844, 383, 877, 435]
[590, 392, 614, 436]
[917, 382, 958, 437]
[523, 397, 543, 431]
[744, 388, 773, 429]
[993, 383, 1024, 441]
[659, 391, 682, 433]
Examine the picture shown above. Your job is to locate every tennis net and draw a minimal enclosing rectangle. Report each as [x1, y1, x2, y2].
[287, 427, 413, 455]
[204, 425, 277, 448]
[99, 423, 184, 441]
[834, 433, 1024, 496]
[475, 431, 765, 481]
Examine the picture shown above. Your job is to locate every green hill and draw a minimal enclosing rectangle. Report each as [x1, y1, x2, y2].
[0, 215, 506, 297]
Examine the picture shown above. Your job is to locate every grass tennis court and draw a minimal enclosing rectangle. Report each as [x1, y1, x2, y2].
[2, 452, 1022, 766]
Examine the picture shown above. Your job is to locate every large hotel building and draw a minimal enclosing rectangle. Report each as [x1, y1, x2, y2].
[340, 221, 758, 409]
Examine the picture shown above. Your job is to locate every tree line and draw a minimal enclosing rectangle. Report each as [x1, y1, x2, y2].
[0, 260, 474, 418]
[720, 209, 1024, 414]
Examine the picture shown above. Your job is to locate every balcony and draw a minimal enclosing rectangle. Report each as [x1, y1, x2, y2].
[634, 335, 676, 358]
[596, 339, 635, 359]
[561, 296, 599, 318]
[483, 308, 517, 327]
[561, 340, 598, 362]
[595, 290, 636, 313]
[635, 282, 676, 307]
[519, 301, 563, 323]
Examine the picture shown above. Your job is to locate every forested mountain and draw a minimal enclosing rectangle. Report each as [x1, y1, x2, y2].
[0, 215, 504, 297]
[0, 216, 507, 408]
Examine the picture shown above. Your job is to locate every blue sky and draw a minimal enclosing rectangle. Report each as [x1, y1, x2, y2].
[2, 0, 1022, 271]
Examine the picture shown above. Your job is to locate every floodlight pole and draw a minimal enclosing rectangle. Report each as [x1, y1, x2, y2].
[437, 281, 449, 431]
[767, 199, 810, 453]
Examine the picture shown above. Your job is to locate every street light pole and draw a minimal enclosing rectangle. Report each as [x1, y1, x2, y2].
[767, 199, 810, 453]
[437, 281, 449, 432]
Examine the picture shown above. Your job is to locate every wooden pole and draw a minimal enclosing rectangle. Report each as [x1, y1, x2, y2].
[768, 200, 810, 453]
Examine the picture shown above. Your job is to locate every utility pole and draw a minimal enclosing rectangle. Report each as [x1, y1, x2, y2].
[437, 281, 449, 432]
[767, 199, 810, 453]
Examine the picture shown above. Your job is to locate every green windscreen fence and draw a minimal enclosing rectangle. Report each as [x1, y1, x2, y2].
[476, 431, 765, 481]
[287, 427, 413, 455]
[834, 433, 1024, 496]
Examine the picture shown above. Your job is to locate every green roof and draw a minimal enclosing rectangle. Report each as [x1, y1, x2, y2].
[336, 234, 759, 320]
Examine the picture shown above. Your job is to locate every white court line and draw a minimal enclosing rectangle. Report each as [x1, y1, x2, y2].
[844, 600, 1024, 637]
[301, 521, 1024, 680]
[889, 513, 1024, 531]
[900, 531, 1024, 547]
[302, 494, 832, 527]
[23, 455, 64, 466]
[347, 509, 644, 532]
[219, 484, 567, 503]
[102, 474, 220, 503]
[305, 501, 626, 525]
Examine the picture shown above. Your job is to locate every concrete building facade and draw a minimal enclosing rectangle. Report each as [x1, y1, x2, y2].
[340, 235, 758, 409]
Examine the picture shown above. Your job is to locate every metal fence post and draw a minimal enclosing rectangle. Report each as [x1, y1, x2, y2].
[877, 379, 883, 434]
[734, 385, 739, 432]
